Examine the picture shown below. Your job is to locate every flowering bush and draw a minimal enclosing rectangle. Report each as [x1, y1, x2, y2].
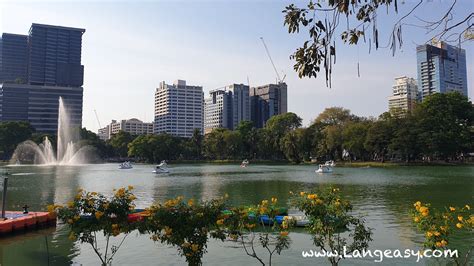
[218, 197, 292, 266]
[411, 201, 473, 265]
[49, 186, 137, 265]
[141, 196, 227, 266]
[291, 187, 372, 266]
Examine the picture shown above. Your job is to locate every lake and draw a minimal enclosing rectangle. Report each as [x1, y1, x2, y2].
[0, 163, 472, 265]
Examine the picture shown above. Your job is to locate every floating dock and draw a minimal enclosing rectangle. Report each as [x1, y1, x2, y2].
[0, 211, 56, 236]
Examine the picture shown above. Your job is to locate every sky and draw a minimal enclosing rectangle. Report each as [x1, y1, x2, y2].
[1, 0, 473, 132]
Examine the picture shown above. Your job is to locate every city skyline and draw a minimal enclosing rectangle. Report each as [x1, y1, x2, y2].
[1, 0, 473, 132]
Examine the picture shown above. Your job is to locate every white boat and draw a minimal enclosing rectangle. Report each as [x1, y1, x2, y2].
[288, 215, 310, 227]
[240, 159, 249, 168]
[315, 164, 333, 173]
[119, 161, 133, 169]
[153, 160, 169, 174]
[324, 160, 336, 167]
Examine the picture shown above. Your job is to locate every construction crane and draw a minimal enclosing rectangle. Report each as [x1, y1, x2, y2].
[260, 37, 286, 84]
[94, 109, 102, 129]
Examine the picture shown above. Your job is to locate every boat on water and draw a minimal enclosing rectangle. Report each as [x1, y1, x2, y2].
[315, 164, 333, 173]
[324, 160, 336, 167]
[153, 160, 170, 174]
[118, 161, 133, 169]
[240, 159, 249, 168]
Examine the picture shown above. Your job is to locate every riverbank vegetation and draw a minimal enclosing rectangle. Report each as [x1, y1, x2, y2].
[2, 92, 473, 164]
[50, 187, 473, 266]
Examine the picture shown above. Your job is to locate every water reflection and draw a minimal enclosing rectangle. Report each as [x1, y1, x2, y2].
[0, 164, 472, 265]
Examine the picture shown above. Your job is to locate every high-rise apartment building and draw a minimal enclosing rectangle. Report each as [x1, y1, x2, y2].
[98, 118, 154, 140]
[250, 82, 287, 128]
[388, 76, 418, 115]
[154, 80, 203, 138]
[204, 84, 250, 133]
[416, 41, 468, 100]
[0, 33, 29, 83]
[0, 23, 85, 133]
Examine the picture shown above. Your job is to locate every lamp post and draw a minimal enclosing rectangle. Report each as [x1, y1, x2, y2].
[1, 176, 8, 219]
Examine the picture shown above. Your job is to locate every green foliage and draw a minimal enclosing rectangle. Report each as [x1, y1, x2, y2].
[51, 187, 137, 265]
[108, 131, 135, 158]
[411, 202, 473, 265]
[221, 198, 292, 266]
[0, 121, 35, 160]
[143, 196, 227, 266]
[291, 188, 372, 266]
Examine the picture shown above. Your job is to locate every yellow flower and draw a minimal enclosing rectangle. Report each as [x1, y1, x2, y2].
[307, 194, 317, 200]
[419, 206, 428, 213]
[332, 188, 339, 192]
[413, 217, 420, 223]
[426, 231, 433, 238]
[112, 224, 119, 230]
[261, 200, 268, 205]
[191, 244, 199, 252]
[128, 185, 134, 190]
[271, 197, 277, 204]
[90, 192, 98, 196]
[281, 221, 288, 229]
[457, 216, 463, 222]
[47, 205, 55, 214]
[216, 219, 224, 225]
[164, 226, 172, 236]
[441, 240, 447, 246]
[421, 211, 429, 217]
[414, 201, 421, 207]
[465, 205, 470, 210]
[435, 242, 442, 248]
[68, 232, 77, 241]
[440, 226, 448, 232]
[456, 223, 463, 229]
[95, 211, 104, 220]
[182, 242, 191, 248]
[300, 192, 305, 196]
[67, 219, 74, 224]
[151, 235, 160, 241]
[449, 207, 456, 212]
[315, 199, 323, 205]
[67, 201, 74, 208]
[433, 231, 440, 237]
[280, 231, 289, 237]
[245, 223, 256, 229]
[188, 199, 194, 206]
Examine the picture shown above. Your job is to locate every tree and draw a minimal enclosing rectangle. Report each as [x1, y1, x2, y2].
[0, 121, 35, 160]
[108, 131, 135, 158]
[414, 92, 473, 161]
[79, 128, 111, 159]
[342, 122, 370, 161]
[364, 119, 393, 162]
[189, 128, 203, 160]
[314, 107, 353, 127]
[265, 113, 303, 159]
[283, 1, 473, 86]
[388, 115, 421, 162]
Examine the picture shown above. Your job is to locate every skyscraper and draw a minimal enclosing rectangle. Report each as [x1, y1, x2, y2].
[388, 76, 418, 116]
[250, 82, 287, 128]
[0, 33, 28, 83]
[204, 83, 250, 133]
[28, 23, 85, 87]
[154, 80, 204, 138]
[416, 41, 468, 100]
[0, 23, 85, 133]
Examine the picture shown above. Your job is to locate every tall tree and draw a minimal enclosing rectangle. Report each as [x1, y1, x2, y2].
[108, 131, 135, 158]
[0, 121, 35, 160]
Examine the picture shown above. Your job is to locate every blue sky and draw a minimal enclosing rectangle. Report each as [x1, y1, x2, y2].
[1, 0, 473, 132]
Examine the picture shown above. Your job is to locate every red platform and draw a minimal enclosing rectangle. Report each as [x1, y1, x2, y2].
[0, 211, 56, 236]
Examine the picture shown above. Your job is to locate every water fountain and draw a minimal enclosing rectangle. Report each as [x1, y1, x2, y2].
[10, 97, 93, 165]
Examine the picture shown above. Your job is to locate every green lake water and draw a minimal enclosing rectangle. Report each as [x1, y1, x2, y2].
[0, 164, 472, 265]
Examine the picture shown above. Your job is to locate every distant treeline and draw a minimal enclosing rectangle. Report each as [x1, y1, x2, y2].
[1, 92, 473, 163]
